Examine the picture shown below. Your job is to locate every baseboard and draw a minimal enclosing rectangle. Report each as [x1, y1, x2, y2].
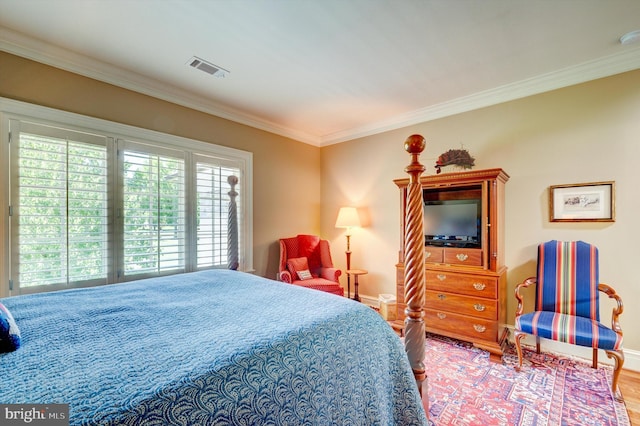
[360, 293, 640, 373]
[359, 294, 380, 307]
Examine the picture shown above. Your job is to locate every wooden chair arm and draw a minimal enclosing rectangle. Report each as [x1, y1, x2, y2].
[514, 277, 537, 317]
[598, 283, 624, 336]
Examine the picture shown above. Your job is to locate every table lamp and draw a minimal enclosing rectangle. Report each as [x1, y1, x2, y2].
[335, 207, 361, 296]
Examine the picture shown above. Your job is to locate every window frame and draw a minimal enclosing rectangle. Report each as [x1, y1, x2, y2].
[0, 97, 253, 297]
[9, 119, 113, 292]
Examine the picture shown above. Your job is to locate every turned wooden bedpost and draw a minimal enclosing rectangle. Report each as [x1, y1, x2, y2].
[227, 175, 239, 270]
[403, 135, 427, 403]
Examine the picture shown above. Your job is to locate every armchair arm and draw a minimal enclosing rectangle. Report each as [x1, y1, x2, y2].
[319, 267, 341, 283]
[279, 270, 293, 284]
[514, 277, 537, 317]
[598, 283, 624, 336]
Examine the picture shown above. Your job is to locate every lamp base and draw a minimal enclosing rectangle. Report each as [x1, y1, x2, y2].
[345, 248, 351, 298]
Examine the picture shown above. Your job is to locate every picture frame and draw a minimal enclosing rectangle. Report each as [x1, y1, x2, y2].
[549, 181, 615, 222]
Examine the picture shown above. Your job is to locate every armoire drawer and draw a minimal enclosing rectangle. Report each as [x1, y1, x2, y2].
[424, 246, 443, 263]
[425, 290, 497, 320]
[443, 247, 482, 266]
[424, 309, 499, 341]
[425, 271, 498, 299]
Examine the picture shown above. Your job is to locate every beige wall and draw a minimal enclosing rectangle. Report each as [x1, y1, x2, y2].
[3, 51, 639, 360]
[0, 51, 321, 282]
[321, 69, 640, 354]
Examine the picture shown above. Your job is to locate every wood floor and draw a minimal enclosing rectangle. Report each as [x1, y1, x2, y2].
[620, 368, 640, 425]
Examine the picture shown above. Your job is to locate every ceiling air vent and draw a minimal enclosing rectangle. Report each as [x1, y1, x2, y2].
[188, 56, 229, 78]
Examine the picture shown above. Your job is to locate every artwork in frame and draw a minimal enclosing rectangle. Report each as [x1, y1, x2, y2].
[549, 181, 615, 222]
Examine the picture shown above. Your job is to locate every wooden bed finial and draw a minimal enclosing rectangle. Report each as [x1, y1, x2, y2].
[227, 175, 239, 270]
[403, 134, 428, 401]
[404, 134, 426, 171]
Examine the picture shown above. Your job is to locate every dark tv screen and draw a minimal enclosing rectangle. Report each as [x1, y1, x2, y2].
[423, 200, 480, 244]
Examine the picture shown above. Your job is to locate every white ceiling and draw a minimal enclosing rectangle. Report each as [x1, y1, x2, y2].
[1, 0, 639, 146]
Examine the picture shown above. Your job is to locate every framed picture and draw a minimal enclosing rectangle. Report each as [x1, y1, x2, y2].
[549, 181, 615, 222]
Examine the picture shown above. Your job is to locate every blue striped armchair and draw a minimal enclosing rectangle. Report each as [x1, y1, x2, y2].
[514, 240, 624, 401]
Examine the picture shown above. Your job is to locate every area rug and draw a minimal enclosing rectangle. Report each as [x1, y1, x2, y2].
[422, 333, 630, 426]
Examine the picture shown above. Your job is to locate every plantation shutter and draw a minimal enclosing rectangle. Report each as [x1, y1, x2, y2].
[10, 120, 111, 293]
[120, 140, 186, 279]
[4, 101, 253, 296]
[194, 154, 241, 269]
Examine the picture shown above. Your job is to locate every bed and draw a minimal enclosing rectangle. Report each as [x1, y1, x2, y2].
[0, 269, 427, 425]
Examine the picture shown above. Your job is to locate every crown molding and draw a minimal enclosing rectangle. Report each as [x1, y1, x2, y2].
[0, 27, 322, 146]
[319, 46, 640, 146]
[2, 27, 639, 148]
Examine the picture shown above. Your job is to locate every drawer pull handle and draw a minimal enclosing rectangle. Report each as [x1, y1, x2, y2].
[473, 283, 486, 291]
[473, 324, 486, 332]
[474, 304, 486, 312]
[437, 313, 447, 319]
[456, 253, 468, 261]
[425, 251, 432, 258]
[437, 274, 446, 281]
[437, 294, 446, 300]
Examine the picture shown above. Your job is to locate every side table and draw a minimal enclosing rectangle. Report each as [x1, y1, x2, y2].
[346, 269, 367, 302]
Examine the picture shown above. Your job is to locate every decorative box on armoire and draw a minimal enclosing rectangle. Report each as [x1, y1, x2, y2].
[394, 168, 509, 362]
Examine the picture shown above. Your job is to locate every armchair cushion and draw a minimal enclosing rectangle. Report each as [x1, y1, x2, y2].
[286, 256, 309, 276]
[516, 311, 622, 350]
[292, 278, 345, 296]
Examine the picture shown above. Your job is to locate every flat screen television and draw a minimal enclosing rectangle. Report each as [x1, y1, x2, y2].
[423, 199, 481, 248]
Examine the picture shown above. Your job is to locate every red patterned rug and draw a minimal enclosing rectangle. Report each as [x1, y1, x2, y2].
[423, 334, 630, 426]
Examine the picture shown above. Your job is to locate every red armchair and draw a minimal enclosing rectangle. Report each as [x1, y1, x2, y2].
[278, 234, 344, 296]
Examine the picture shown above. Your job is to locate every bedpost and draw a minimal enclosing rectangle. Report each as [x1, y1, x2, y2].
[227, 175, 239, 270]
[403, 135, 427, 402]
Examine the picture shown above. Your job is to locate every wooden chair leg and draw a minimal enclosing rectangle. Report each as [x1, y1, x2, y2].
[592, 347, 598, 368]
[536, 336, 541, 354]
[606, 349, 625, 403]
[514, 331, 526, 371]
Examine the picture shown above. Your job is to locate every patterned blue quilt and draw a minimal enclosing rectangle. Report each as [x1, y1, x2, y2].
[1, 270, 427, 425]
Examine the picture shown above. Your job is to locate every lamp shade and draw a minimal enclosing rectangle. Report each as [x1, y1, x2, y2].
[335, 207, 361, 229]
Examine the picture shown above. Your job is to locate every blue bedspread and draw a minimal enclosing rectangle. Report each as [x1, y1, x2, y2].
[1, 270, 427, 425]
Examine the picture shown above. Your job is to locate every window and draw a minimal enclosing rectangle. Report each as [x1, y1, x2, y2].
[1, 98, 253, 295]
[195, 158, 241, 269]
[11, 122, 110, 291]
[121, 143, 186, 278]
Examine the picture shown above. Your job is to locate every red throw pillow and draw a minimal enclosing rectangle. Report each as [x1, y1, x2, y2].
[287, 257, 309, 277]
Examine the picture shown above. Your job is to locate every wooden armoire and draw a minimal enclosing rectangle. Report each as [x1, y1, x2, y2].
[394, 168, 509, 361]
